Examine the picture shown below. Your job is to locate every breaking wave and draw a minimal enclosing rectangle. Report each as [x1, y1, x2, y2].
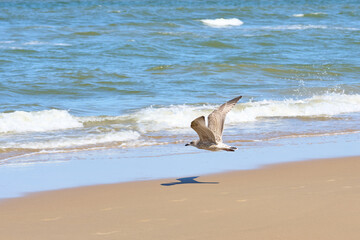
[227, 93, 360, 123]
[2, 94, 360, 135]
[105, 93, 360, 131]
[200, 18, 243, 28]
[0, 110, 83, 134]
[1, 93, 360, 155]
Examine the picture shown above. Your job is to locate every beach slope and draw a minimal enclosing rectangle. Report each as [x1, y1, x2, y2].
[1, 156, 360, 240]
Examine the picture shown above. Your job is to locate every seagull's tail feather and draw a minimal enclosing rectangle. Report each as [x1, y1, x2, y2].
[223, 146, 237, 152]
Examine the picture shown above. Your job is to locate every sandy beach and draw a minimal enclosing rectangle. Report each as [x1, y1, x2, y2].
[2, 1, 360, 239]
[1, 156, 360, 240]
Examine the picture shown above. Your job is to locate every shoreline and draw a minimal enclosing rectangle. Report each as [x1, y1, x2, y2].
[1, 131, 360, 199]
[1, 155, 360, 239]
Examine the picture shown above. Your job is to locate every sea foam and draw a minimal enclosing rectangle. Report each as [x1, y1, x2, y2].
[23, 41, 48, 45]
[2, 131, 141, 150]
[124, 94, 360, 132]
[90, 93, 360, 133]
[262, 25, 328, 30]
[293, 12, 327, 17]
[2, 94, 360, 153]
[226, 94, 360, 123]
[22, 41, 71, 46]
[260, 25, 358, 31]
[0, 110, 83, 133]
[200, 18, 243, 28]
[2, 94, 359, 135]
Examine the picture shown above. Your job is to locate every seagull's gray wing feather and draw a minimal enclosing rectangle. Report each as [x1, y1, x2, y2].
[208, 96, 242, 143]
[191, 116, 216, 143]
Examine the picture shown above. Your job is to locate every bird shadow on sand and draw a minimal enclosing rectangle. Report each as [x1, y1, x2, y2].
[161, 176, 219, 186]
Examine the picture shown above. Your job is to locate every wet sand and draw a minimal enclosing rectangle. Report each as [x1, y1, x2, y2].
[1, 156, 360, 240]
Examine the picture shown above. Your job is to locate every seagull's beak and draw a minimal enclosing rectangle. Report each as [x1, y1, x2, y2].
[185, 143, 190, 146]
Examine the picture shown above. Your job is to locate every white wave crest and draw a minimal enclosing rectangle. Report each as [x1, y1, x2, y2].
[262, 25, 328, 30]
[201, 18, 243, 28]
[54, 43, 71, 46]
[125, 94, 360, 131]
[23, 41, 48, 45]
[261, 25, 358, 31]
[0, 41, 15, 44]
[0, 110, 83, 133]
[1, 94, 360, 155]
[88, 94, 360, 133]
[22, 41, 71, 46]
[4, 94, 358, 135]
[129, 105, 213, 133]
[78, 105, 218, 134]
[293, 12, 326, 17]
[293, 13, 305, 17]
[227, 94, 360, 123]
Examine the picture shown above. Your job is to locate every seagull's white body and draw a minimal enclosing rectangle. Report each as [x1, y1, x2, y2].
[185, 96, 242, 152]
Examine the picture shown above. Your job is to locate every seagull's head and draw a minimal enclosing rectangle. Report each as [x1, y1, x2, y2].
[185, 140, 196, 147]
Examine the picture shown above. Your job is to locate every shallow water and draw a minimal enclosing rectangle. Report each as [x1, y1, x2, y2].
[1, 1, 360, 173]
[1, 132, 359, 199]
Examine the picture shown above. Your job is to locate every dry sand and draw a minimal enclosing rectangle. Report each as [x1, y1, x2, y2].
[1, 156, 360, 240]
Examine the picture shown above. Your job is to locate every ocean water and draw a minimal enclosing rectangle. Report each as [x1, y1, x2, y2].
[1, 0, 360, 167]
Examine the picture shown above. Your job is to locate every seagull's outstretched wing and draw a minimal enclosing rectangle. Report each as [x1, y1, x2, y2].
[208, 96, 242, 143]
[191, 116, 216, 143]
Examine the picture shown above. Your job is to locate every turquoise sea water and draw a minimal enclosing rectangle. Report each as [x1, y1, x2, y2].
[0, 0, 360, 197]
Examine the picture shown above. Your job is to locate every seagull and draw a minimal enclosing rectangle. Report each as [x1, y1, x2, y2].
[185, 96, 242, 152]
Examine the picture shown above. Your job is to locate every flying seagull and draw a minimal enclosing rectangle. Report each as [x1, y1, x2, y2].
[185, 96, 242, 152]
